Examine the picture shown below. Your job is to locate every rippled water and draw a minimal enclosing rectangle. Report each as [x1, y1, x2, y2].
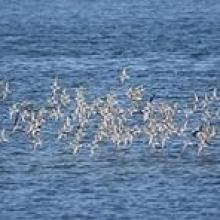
[0, 0, 220, 219]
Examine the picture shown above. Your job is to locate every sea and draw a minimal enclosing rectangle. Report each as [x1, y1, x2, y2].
[0, 0, 220, 219]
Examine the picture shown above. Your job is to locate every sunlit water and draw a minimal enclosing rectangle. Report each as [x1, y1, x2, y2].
[0, 0, 220, 219]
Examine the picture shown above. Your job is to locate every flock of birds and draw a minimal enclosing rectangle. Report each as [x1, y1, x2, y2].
[0, 70, 219, 157]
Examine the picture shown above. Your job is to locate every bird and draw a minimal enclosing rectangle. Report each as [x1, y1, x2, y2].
[119, 68, 129, 84]
[60, 89, 70, 106]
[194, 91, 199, 103]
[2, 82, 10, 100]
[210, 87, 218, 101]
[149, 94, 155, 103]
[58, 117, 72, 140]
[0, 129, 8, 143]
[5, 81, 11, 95]
[32, 138, 42, 150]
[192, 123, 215, 155]
[9, 103, 19, 120]
[12, 111, 20, 132]
[127, 85, 144, 102]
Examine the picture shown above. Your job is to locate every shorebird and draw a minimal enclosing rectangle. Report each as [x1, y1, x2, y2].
[51, 75, 60, 91]
[58, 116, 72, 140]
[128, 85, 144, 102]
[0, 81, 10, 100]
[32, 138, 42, 150]
[201, 93, 209, 108]
[212, 87, 218, 100]
[119, 68, 129, 84]
[60, 89, 70, 106]
[192, 123, 216, 155]
[194, 91, 199, 103]
[9, 103, 19, 120]
[0, 129, 8, 143]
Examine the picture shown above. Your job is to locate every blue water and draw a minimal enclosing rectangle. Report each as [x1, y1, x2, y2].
[0, 0, 220, 219]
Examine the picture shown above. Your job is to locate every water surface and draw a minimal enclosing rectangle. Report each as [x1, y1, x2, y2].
[0, 0, 220, 219]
